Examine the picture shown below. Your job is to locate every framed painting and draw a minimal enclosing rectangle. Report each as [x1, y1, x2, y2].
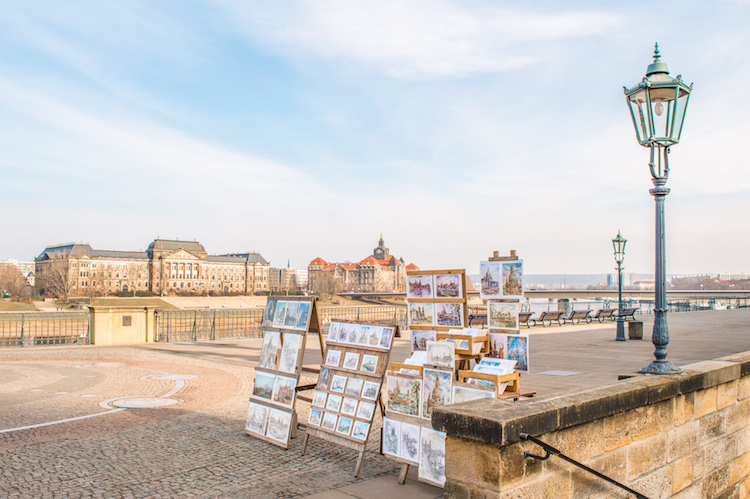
[407, 274, 434, 299]
[356, 401, 375, 420]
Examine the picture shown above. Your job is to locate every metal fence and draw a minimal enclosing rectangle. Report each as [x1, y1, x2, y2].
[155, 308, 264, 342]
[319, 306, 407, 329]
[0, 312, 91, 347]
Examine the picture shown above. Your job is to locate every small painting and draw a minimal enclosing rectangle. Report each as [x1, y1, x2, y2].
[273, 301, 287, 328]
[252, 372, 275, 400]
[336, 416, 353, 436]
[266, 408, 293, 446]
[426, 340, 455, 369]
[258, 331, 281, 370]
[308, 408, 322, 426]
[356, 325, 370, 345]
[421, 368, 452, 419]
[271, 375, 296, 408]
[311, 389, 328, 408]
[325, 393, 342, 412]
[361, 380, 380, 400]
[317, 367, 332, 389]
[419, 427, 446, 486]
[407, 274, 434, 299]
[411, 330, 436, 352]
[378, 327, 395, 350]
[278, 333, 302, 374]
[343, 352, 360, 370]
[400, 421, 421, 464]
[327, 322, 341, 342]
[295, 301, 311, 330]
[325, 349, 342, 367]
[435, 274, 463, 299]
[479, 261, 501, 300]
[502, 260, 524, 298]
[489, 332, 506, 358]
[356, 401, 375, 420]
[488, 301, 518, 330]
[245, 402, 269, 435]
[409, 302, 434, 327]
[340, 397, 358, 416]
[351, 420, 370, 441]
[359, 354, 379, 373]
[283, 301, 299, 328]
[506, 333, 530, 373]
[382, 418, 401, 457]
[321, 412, 338, 431]
[345, 377, 364, 397]
[330, 374, 347, 393]
[452, 384, 494, 404]
[386, 374, 422, 417]
[262, 300, 277, 328]
[436, 302, 463, 327]
[367, 326, 382, 346]
[345, 323, 359, 344]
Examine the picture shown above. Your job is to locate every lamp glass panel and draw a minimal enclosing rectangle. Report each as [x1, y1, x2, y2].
[672, 92, 689, 141]
[627, 97, 648, 144]
[647, 88, 670, 142]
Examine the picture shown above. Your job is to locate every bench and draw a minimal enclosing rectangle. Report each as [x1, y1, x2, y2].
[593, 308, 617, 322]
[617, 307, 639, 321]
[468, 314, 487, 328]
[519, 312, 534, 328]
[533, 310, 565, 327]
[565, 309, 593, 325]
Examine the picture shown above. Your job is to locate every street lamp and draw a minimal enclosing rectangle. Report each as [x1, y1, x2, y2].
[624, 43, 692, 374]
[612, 231, 627, 341]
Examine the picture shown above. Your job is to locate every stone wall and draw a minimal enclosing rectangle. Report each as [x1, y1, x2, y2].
[433, 352, 750, 498]
[89, 306, 157, 345]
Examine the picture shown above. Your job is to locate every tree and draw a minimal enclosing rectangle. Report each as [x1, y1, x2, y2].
[37, 254, 75, 302]
[310, 271, 342, 299]
[0, 264, 27, 297]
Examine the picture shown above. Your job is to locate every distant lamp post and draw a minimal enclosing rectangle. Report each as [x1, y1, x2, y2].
[624, 43, 692, 374]
[612, 231, 627, 341]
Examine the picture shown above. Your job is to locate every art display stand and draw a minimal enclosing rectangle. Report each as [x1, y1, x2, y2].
[245, 296, 324, 449]
[300, 320, 398, 477]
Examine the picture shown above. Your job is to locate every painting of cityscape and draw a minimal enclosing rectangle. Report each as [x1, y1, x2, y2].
[295, 301, 311, 330]
[252, 372, 275, 400]
[283, 301, 299, 328]
[386, 375, 422, 417]
[273, 301, 287, 328]
[408, 303, 435, 326]
[435, 274, 463, 299]
[506, 333, 530, 373]
[271, 375, 296, 408]
[278, 333, 302, 374]
[419, 427, 446, 486]
[382, 418, 401, 457]
[407, 274, 434, 299]
[411, 330, 436, 351]
[489, 332, 506, 358]
[502, 260, 524, 298]
[425, 340, 455, 369]
[421, 368, 452, 419]
[488, 301, 519, 330]
[436, 302, 463, 327]
[452, 384, 494, 404]
[479, 261, 501, 300]
[258, 331, 281, 370]
[262, 300, 277, 327]
[245, 402, 269, 436]
[266, 408, 293, 446]
[400, 421, 421, 463]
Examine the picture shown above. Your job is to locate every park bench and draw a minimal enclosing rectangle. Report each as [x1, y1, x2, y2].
[519, 312, 534, 328]
[468, 314, 487, 328]
[533, 310, 565, 327]
[617, 307, 639, 321]
[564, 309, 593, 325]
[593, 308, 617, 322]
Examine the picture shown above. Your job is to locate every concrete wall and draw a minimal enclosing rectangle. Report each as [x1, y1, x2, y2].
[434, 352, 750, 498]
[89, 306, 157, 345]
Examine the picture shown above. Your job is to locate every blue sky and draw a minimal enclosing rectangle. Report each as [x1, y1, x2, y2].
[1, 1, 749, 275]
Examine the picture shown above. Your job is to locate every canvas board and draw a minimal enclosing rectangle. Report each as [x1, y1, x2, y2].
[488, 301, 519, 330]
[407, 274, 434, 299]
[419, 427, 447, 486]
[505, 333, 530, 373]
[434, 273, 463, 299]
[425, 340, 455, 369]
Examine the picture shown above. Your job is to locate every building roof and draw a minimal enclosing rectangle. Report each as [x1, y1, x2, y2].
[221, 253, 270, 265]
[147, 239, 207, 254]
[309, 257, 328, 266]
[405, 263, 419, 271]
[207, 255, 247, 264]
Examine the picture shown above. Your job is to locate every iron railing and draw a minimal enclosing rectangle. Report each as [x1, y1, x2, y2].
[155, 308, 264, 342]
[0, 312, 91, 347]
[318, 306, 407, 330]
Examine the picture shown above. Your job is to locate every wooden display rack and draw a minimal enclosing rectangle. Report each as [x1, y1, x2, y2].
[457, 369, 520, 399]
[300, 320, 399, 477]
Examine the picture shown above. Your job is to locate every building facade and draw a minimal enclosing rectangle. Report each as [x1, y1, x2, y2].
[35, 239, 270, 297]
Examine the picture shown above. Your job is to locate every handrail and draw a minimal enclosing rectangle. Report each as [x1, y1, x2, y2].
[519, 433, 649, 499]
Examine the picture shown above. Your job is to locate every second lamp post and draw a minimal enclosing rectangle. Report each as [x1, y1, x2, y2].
[613, 231, 627, 341]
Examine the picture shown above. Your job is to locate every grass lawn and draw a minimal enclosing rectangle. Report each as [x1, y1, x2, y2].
[92, 297, 176, 308]
[0, 300, 38, 312]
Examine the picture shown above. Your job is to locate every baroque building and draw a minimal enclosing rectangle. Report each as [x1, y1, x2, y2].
[35, 239, 270, 297]
[308, 235, 418, 293]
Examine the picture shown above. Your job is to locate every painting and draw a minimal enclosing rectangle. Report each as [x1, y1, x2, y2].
[321, 412, 338, 431]
[506, 333, 530, 373]
[421, 368, 452, 419]
[245, 402, 269, 436]
[273, 301, 287, 328]
[262, 300, 277, 328]
[426, 340, 455, 369]
[378, 327, 395, 350]
[345, 323, 359, 344]
[330, 374, 347, 393]
[400, 421, 421, 463]
[356, 401, 375, 420]
[343, 352, 360, 370]
[367, 326, 382, 347]
[308, 408, 322, 426]
[258, 331, 281, 370]
[283, 301, 299, 328]
[386, 374, 422, 417]
[476, 357, 517, 373]
[271, 375, 296, 408]
[252, 372, 275, 400]
[311, 389, 327, 408]
[317, 367, 332, 389]
[488, 301, 518, 330]
[359, 354, 379, 373]
[408, 302, 434, 327]
[278, 333, 302, 374]
[325, 393, 342, 412]
[479, 261, 501, 300]
[489, 332, 506, 358]
[411, 330, 436, 352]
[407, 274, 434, 299]
[435, 274, 463, 299]
[502, 260, 524, 298]
[344, 377, 363, 397]
[325, 349, 342, 367]
[382, 418, 401, 457]
[351, 420, 370, 441]
[340, 397, 358, 416]
[419, 427, 446, 486]
[266, 408, 293, 446]
[452, 384, 494, 404]
[355, 326, 370, 345]
[436, 302, 463, 327]
[295, 301, 311, 330]
[336, 416, 353, 436]
[361, 380, 380, 401]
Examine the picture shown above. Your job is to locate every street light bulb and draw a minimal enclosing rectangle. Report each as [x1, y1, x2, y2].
[654, 101, 664, 116]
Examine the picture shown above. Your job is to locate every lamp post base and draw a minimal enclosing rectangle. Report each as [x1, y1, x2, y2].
[639, 360, 683, 375]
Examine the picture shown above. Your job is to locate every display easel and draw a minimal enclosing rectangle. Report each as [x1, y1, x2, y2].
[300, 320, 398, 477]
[245, 296, 325, 449]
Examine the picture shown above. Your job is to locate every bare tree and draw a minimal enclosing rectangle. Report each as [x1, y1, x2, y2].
[37, 254, 75, 302]
[0, 264, 27, 297]
[310, 272, 342, 300]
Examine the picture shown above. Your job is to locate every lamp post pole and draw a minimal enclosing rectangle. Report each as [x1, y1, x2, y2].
[613, 231, 627, 341]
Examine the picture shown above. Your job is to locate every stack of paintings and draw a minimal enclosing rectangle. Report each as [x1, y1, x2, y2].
[246, 297, 316, 448]
[382, 418, 447, 487]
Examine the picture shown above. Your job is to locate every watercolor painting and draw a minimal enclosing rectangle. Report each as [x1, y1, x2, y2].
[343, 352, 360, 370]
[252, 372, 275, 400]
[408, 302, 435, 327]
[311, 389, 328, 408]
[258, 331, 281, 370]
[407, 274, 433, 299]
[325, 393, 342, 412]
[325, 349, 342, 367]
[344, 377, 363, 397]
[262, 300, 277, 328]
[278, 333, 302, 374]
[340, 397, 358, 416]
[386, 375, 421, 417]
[321, 412, 338, 431]
[452, 384, 494, 404]
[479, 261, 501, 300]
[502, 260, 523, 298]
[419, 427, 446, 486]
[436, 302, 463, 327]
[271, 375, 296, 408]
[359, 354, 379, 373]
[266, 408, 292, 446]
[317, 367, 331, 390]
[435, 274, 462, 299]
[361, 380, 380, 400]
[488, 301, 518, 330]
[489, 332, 506, 358]
[382, 418, 400, 457]
[411, 330, 436, 352]
[351, 420, 369, 441]
[421, 368, 452, 419]
[308, 408, 322, 426]
[245, 402, 269, 435]
[400, 421, 421, 463]
[283, 301, 299, 328]
[273, 301, 287, 328]
[378, 327, 394, 349]
[330, 374, 347, 393]
[506, 334, 530, 373]
[295, 301, 311, 330]
[426, 340, 455, 369]
[356, 401, 375, 420]
[336, 416, 353, 436]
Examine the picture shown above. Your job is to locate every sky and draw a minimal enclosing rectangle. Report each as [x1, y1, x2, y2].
[1, 1, 749, 276]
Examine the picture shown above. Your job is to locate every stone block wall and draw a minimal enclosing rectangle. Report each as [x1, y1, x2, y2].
[433, 352, 750, 498]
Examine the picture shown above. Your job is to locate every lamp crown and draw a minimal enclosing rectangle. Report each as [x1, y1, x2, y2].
[646, 43, 669, 76]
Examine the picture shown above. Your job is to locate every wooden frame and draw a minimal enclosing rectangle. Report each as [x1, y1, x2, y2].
[457, 369, 520, 397]
[407, 269, 468, 332]
[435, 332, 489, 356]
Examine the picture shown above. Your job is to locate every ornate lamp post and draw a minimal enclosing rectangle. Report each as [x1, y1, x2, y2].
[612, 231, 627, 341]
[624, 44, 692, 374]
